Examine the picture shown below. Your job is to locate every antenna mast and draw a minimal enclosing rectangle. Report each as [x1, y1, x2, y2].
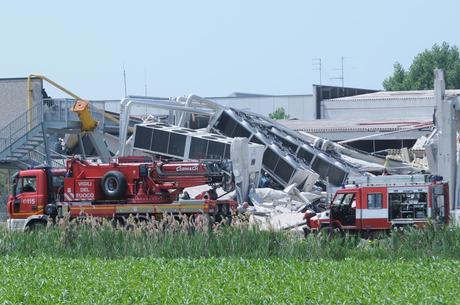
[144, 70, 148, 96]
[123, 64, 128, 97]
[330, 56, 345, 88]
[312, 58, 322, 85]
[340, 56, 344, 87]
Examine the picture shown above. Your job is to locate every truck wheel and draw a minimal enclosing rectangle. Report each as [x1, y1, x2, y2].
[213, 204, 232, 225]
[45, 204, 58, 219]
[101, 171, 127, 198]
[27, 221, 47, 231]
[223, 204, 232, 225]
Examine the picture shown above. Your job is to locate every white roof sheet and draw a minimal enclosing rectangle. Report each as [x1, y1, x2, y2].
[328, 89, 460, 102]
[278, 118, 432, 133]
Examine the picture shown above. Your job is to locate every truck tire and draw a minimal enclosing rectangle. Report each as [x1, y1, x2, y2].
[101, 171, 127, 198]
[45, 203, 58, 219]
[27, 220, 47, 231]
[213, 203, 232, 225]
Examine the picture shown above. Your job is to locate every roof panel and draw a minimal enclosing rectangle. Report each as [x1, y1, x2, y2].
[327, 89, 460, 102]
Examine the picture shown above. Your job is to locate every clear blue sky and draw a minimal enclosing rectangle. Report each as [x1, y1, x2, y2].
[1, 0, 459, 99]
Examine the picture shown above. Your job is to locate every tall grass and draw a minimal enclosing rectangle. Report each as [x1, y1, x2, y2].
[1, 216, 460, 260]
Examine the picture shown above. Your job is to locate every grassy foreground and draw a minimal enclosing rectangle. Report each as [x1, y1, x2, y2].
[0, 256, 458, 304]
[1, 218, 460, 260]
[1, 221, 460, 304]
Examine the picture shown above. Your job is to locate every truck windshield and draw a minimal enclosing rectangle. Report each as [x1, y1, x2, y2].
[14, 176, 37, 194]
[332, 193, 345, 205]
[343, 193, 356, 206]
[332, 193, 356, 207]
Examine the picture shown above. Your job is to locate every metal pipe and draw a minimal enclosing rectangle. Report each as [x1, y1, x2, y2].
[118, 97, 216, 156]
[177, 95, 194, 126]
[176, 94, 222, 127]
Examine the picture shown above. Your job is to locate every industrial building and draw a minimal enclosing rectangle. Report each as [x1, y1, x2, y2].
[321, 90, 449, 120]
[0, 78, 442, 165]
[209, 89, 441, 154]
[0, 75, 448, 220]
[0, 77, 43, 129]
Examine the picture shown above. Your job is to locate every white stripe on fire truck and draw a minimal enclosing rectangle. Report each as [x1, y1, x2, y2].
[357, 208, 389, 219]
[64, 192, 74, 201]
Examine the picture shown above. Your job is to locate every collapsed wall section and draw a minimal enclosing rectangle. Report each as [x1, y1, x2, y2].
[212, 108, 354, 188]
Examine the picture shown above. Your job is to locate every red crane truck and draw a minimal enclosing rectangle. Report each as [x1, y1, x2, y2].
[304, 175, 449, 236]
[7, 156, 236, 230]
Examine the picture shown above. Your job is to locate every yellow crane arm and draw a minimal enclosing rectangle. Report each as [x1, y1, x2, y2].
[70, 99, 99, 131]
[27, 74, 133, 133]
[27, 74, 98, 132]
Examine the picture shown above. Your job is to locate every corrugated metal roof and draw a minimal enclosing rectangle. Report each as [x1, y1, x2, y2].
[278, 118, 433, 133]
[327, 89, 460, 102]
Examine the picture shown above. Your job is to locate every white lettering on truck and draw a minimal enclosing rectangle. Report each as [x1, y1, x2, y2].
[22, 198, 36, 205]
[78, 181, 92, 187]
[175, 165, 198, 172]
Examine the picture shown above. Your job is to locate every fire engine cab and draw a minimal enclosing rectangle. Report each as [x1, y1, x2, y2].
[305, 175, 449, 234]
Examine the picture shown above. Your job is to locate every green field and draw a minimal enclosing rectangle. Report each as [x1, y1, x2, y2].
[0, 256, 458, 304]
[1, 222, 460, 304]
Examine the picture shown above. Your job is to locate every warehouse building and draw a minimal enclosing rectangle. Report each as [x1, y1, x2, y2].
[320, 90, 456, 120]
[288, 89, 460, 153]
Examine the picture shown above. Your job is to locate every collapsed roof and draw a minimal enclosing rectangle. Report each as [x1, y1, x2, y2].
[120, 95, 422, 190]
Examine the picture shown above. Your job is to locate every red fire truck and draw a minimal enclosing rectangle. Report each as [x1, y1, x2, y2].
[7, 157, 236, 230]
[304, 175, 449, 235]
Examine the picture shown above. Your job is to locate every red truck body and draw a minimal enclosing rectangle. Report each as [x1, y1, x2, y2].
[7, 157, 236, 230]
[305, 176, 449, 234]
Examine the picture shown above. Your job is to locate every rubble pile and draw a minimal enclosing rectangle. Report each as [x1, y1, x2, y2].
[245, 185, 326, 231]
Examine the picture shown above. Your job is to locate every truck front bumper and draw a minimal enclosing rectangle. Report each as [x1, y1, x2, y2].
[6, 219, 27, 231]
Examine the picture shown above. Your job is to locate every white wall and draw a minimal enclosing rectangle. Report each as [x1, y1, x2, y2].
[0, 78, 43, 128]
[322, 98, 435, 120]
[103, 95, 316, 120]
[209, 95, 315, 120]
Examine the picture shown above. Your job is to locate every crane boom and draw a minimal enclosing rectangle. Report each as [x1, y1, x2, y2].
[27, 74, 101, 132]
[70, 99, 98, 131]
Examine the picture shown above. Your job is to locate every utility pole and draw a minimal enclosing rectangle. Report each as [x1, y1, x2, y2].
[340, 56, 344, 88]
[330, 56, 345, 88]
[312, 58, 322, 85]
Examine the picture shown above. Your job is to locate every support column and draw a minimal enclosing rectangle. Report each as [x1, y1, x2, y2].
[434, 69, 457, 212]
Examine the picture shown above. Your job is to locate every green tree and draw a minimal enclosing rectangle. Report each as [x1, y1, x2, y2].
[269, 107, 289, 120]
[383, 42, 460, 90]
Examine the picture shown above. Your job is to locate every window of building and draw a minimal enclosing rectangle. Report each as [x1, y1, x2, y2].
[367, 193, 383, 209]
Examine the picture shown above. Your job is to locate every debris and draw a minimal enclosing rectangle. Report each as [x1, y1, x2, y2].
[246, 185, 326, 231]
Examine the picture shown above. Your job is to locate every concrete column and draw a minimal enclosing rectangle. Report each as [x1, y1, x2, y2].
[434, 69, 457, 212]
